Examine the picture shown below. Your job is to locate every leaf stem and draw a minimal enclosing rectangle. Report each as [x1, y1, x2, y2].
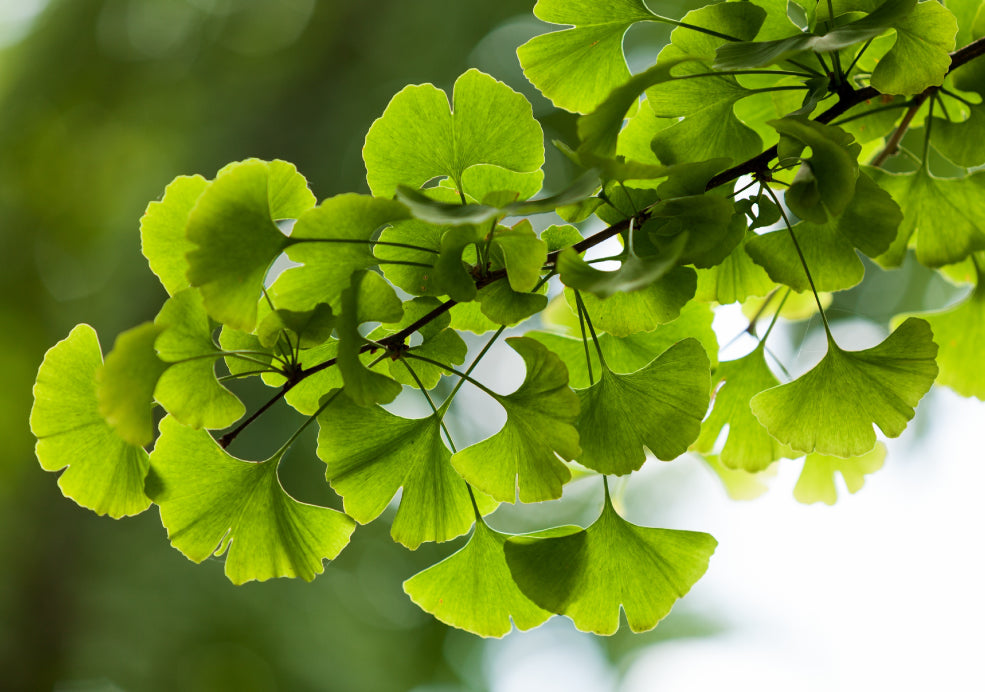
[403, 352, 501, 399]
[760, 184, 832, 339]
[871, 90, 932, 167]
[649, 15, 743, 42]
[574, 290, 607, 371]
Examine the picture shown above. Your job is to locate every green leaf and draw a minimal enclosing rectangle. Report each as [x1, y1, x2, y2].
[517, 0, 658, 114]
[30, 324, 151, 518]
[218, 325, 274, 378]
[642, 194, 742, 269]
[451, 337, 580, 503]
[566, 268, 697, 337]
[186, 159, 315, 331]
[694, 344, 793, 472]
[505, 490, 717, 635]
[871, 167, 985, 268]
[751, 318, 938, 457]
[771, 117, 860, 224]
[376, 217, 446, 297]
[477, 279, 549, 326]
[370, 297, 467, 390]
[558, 233, 685, 299]
[140, 174, 208, 296]
[695, 231, 777, 304]
[256, 303, 335, 350]
[153, 289, 246, 430]
[794, 443, 886, 505]
[403, 521, 553, 637]
[271, 193, 410, 312]
[316, 395, 494, 549]
[364, 69, 543, 198]
[533, 299, 718, 388]
[491, 220, 548, 293]
[896, 278, 985, 399]
[574, 339, 711, 475]
[648, 2, 767, 165]
[336, 271, 404, 407]
[146, 416, 355, 584]
[700, 454, 772, 501]
[394, 170, 599, 226]
[747, 222, 865, 292]
[714, 0, 919, 70]
[868, 1, 957, 96]
[96, 322, 168, 447]
[931, 100, 985, 169]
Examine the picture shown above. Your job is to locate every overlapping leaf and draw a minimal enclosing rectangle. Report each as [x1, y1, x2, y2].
[30, 324, 152, 518]
[517, 0, 658, 114]
[154, 289, 246, 430]
[794, 443, 886, 505]
[565, 269, 697, 337]
[451, 337, 580, 503]
[871, 167, 985, 268]
[270, 193, 410, 312]
[140, 174, 208, 296]
[751, 318, 938, 457]
[336, 270, 404, 407]
[574, 339, 711, 475]
[694, 344, 792, 472]
[363, 69, 543, 198]
[147, 416, 355, 584]
[185, 159, 315, 331]
[896, 278, 985, 399]
[404, 521, 553, 637]
[96, 322, 168, 446]
[647, 2, 766, 165]
[316, 394, 494, 549]
[505, 490, 717, 635]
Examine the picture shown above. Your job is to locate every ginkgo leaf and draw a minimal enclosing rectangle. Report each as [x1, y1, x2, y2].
[701, 454, 772, 501]
[140, 174, 208, 296]
[153, 289, 245, 430]
[316, 394, 495, 549]
[31, 324, 151, 518]
[96, 322, 168, 447]
[751, 318, 938, 457]
[794, 443, 886, 505]
[451, 337, 581, 503]
[271, 193, 410, 312]
[477, 278, 549, 326]
[694, 343, 793, 472]
[714, 0, 918, 70]
[771, 117, 860, 224]
[868, 0, 956, 96]
[871, 167, 985, 268]
[376, 216, 446, 297]
[517, 0, 658, 114]
[533, 298, 719, 387]
[566, 268, 697, 337]
[363, 69, 543, 198]
[695, 231, 776, 304]
[255, 303, 334, 350]
[336, 270, 404, 407]
[404, 520, 553, 637]
[896, 278, 985, 400]
[186, 159, 315, 331]
[558, 233, 685, 299]
[505, 488, 717, 635]
[574, 339, 711, 475]
[747, 221, 865, 293]
[648, 2, 766, 165]
[368, 296, 467, 389]
[490, 221, 548, 293]
[146, 416, 355, 584]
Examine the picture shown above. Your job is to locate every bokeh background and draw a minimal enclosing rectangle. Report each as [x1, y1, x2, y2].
[2, 1, 982, 690]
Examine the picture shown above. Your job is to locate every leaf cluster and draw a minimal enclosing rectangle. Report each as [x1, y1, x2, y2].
[30, 0, 985, 637]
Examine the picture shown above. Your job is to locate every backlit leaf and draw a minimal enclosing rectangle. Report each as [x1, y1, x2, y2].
[140, 174, 208, 296]
[31, 324, 151, 518]
[751, 318, 938, 457]
[794, 443, 886, 505]
[147, 416, 354, 584]
[505, 488, 717, 635]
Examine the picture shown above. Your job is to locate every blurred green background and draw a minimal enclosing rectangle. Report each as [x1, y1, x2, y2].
[0, 2, 717, 690]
